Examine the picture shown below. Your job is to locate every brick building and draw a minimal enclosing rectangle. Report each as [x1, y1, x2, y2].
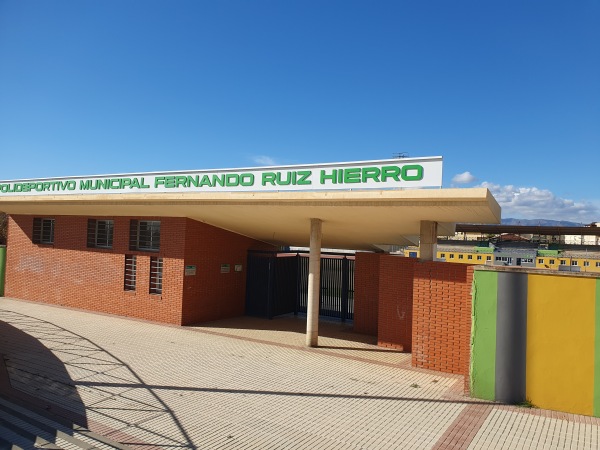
[0, 158, 499, 365]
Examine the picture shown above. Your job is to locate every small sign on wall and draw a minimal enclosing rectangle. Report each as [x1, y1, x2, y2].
[185, 265, 196, 276]
[220, 264, 230, 274]
[234, 264, 243, 272]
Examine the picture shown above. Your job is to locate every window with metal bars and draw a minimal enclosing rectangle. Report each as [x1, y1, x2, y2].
[87, 219, 114, 249]
[32, 218, 55, 244]
[124, 255, 137, 291]
[149, 257, 163, 295]
[129, 220, 160, 252]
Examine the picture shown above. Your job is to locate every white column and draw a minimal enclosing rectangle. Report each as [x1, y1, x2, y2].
[306, 218, 322, 347]
[420, 220, 438, 261]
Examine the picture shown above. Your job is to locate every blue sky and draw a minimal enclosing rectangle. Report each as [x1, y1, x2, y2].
[1, 0, 598, 222]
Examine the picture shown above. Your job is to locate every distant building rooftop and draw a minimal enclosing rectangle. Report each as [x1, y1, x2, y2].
[455, 224, 600, 236]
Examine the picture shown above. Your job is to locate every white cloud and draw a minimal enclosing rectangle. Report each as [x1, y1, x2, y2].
[252, 155, 278, 166]
[452, 171, 477, 184]
[479, 181, 600, 223]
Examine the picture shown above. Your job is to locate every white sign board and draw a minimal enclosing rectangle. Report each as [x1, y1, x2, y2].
[0, 157, 442, 196]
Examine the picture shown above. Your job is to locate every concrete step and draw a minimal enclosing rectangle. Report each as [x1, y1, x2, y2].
[0, 423, 26, 450]
[0, 396, 129, 450]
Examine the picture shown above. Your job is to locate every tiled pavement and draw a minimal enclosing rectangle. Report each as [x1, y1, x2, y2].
[0, 298, 599, 449]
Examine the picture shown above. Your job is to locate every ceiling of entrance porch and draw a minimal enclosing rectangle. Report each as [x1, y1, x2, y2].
[0, 188, 500, 251]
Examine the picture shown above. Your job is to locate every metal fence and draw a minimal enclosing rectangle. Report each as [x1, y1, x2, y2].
[246, 251, 355, 321]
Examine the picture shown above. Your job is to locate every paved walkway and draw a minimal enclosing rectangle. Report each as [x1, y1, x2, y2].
[0, 298, 599, 449]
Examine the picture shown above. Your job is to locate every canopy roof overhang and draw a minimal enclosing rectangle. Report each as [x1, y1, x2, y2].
[0, 188, 500, 250]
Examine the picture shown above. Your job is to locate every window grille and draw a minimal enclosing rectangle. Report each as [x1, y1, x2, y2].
[124, 255, 137, 291]
[150, 257, 163, 295]
[87, 219, 114, 248]
[32, 218, 55, 244]
[130, 220, 161, 252]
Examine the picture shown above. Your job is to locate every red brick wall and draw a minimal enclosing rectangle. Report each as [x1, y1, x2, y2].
[353, 252, 380, 335]
[412, 261, 473, 381]
[181, 218, 275, 325]
[354, 253, 473, 388]
[6, 215, 185, 324]
[377, 255, 416, 351]
[5, 215, 274, 326]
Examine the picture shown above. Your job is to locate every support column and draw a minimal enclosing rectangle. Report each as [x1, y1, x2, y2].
[420, 221, 438, 261]
[306, 218, 322, 347]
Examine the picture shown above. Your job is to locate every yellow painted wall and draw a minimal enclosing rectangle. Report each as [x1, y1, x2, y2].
[526, 274, 597, 415]
[536, 257, 560, 270]
[403, 249, 492, 264]
[536, 257, 600, 273]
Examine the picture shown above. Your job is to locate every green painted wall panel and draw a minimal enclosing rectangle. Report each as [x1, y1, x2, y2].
[595, 279, 600, 417]
[471, 270, 498, 400]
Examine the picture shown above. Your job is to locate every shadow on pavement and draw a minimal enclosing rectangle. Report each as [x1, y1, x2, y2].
[192, 314, 380, 344]
[0, 319, 88, 425]
[0, 309, 195, 449]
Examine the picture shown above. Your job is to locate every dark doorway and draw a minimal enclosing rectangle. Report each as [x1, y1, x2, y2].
[245, 251, 354, 321]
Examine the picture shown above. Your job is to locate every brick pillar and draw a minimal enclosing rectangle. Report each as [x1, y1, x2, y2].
[377, 255, 416, 351]
[412, 261, 473, 387]
[353, 252, 381, 335]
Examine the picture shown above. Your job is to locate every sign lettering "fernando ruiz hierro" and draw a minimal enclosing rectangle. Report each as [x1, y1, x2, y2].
[0, 157, 442, 196]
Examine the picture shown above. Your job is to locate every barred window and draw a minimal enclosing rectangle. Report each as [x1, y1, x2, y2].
[33, 218, 55, 244]
[87, 219, 114, 249]
[149, 257, 163, 295]
[129, 220, 160, 252]
[124, 255, 137, 291]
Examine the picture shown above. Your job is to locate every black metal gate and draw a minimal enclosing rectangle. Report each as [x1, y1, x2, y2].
[245, 251, 354, 321]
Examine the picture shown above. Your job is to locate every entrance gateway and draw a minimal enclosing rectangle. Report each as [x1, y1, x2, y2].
[245, 250, 355, 322]
[0, 156, 501, 347]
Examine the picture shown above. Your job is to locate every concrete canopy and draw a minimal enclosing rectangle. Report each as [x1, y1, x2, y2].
[0, 188, 500, 251]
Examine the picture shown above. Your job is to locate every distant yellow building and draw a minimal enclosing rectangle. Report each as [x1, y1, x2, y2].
[404, 242, 600, 274]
